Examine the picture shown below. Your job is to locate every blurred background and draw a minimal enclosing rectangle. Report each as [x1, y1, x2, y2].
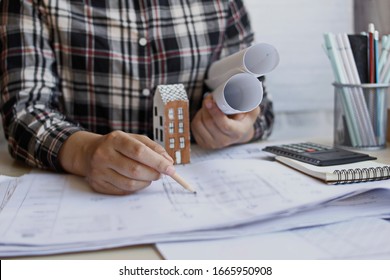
[0, 0, 389, 143]
[244, 0, 390, 139]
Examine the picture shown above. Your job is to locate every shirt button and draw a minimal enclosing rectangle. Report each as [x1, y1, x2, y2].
[138, 37, 147, 46]
[142, 88, 151, 96]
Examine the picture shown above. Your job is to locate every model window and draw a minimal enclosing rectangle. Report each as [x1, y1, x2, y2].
[178, 107, 183, 120]
[168, 108, 174, 120]
[179, 137, 185, 148]
[169, 122, 174, 134]
[169, 138, 175, 149]
[160, 129, 163, 142]
[178, 122, 184, 133]
[155, 128, 159, 140]
[154, 106, 158, 116]
[159, 116, 163, 126]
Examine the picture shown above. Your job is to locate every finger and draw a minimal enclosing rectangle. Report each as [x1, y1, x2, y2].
[88, 169, 153, 194]
[105, 173, 152, 193]
[106, 151, 162, 181]
[87, 177, 133, 195]
[204, 100, 253, 147]
[204, 98, 236, 136]
[192, 98, 236, 148]
[104, 162, 157, 190]
[115, 135, 175, 176]
[128, 161, 162, 181]
[134, 134, 174, 163]
[200, 113, 235, 149]
[92, 183, 133, 195]
[195, 110, 216, 143]
[201, 98, 227, 137]
[196, 106, 229, 149]
[204, 96, 226, 119]
[191, 113, 211, 148]
[231, 113, 246, 121]
[235, 106, 261, 121]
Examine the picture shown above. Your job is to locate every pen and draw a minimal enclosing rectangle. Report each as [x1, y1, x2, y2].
[378, 35, 389, 74]
[170, 172, 196, 193]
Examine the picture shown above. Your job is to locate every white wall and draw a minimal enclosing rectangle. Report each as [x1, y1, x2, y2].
[244, 0, 353, 112]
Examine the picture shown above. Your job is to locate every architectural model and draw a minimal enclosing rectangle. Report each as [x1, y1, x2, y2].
[153, 84, 190, 164]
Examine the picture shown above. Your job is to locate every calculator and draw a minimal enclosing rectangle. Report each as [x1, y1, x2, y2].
[262, 142, 376, 166]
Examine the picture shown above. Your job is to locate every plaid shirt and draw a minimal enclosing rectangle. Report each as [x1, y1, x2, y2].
[0, 0, 274, 171]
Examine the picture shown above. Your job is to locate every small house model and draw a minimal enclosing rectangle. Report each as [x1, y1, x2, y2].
[153, 84, 191, 165]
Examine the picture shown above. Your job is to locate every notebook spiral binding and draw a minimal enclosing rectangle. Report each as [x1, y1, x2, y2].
[333, 166, 390, 184]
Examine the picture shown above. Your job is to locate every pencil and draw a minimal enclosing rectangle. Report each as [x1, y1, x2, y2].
[170, 172, 196, 193]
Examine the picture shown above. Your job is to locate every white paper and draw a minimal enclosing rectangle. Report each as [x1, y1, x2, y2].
[0, 176, 18, 213]
[157, 217, 390, 260]
[0, 175, 16, 183]
[190, 141, 270, 162]
[206, 43, 279, 89]
[211, 73, 263, 114]
[3, 188, 390, 257]
[205, 43, 279, 114]
[1, 159, 384, 249]
[169, 188, 390, 240]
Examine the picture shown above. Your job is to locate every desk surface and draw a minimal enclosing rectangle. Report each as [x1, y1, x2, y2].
[1, 119, 390, 260]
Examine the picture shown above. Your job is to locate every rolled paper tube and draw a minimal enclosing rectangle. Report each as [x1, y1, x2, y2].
[211, 73, 263, 115]
[206, 43, 280, 89]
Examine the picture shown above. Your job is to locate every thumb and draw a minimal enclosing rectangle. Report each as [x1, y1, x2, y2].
[231, 113, 246, 121]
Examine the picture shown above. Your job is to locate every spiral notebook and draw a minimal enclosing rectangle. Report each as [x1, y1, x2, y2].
[275, 156, 390, 184]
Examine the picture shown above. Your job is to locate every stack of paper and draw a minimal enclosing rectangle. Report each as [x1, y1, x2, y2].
[1, 151, 390, 257]
[157, 217, 390, 260]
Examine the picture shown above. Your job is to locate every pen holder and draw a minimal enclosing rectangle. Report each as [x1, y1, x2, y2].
[333, 83, 389, 149]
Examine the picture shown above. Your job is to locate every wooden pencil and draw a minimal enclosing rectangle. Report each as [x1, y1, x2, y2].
[170, 172, 196, 193]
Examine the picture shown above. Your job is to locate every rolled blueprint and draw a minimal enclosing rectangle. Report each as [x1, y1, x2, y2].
[212, 73, 263, 115]
[206, 43, 280, 89]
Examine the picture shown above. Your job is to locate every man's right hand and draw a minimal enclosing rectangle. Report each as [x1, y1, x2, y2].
[58, 131, 175, 195]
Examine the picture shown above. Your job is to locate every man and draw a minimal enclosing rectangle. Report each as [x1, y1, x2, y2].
[0, 0, 274, 194]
